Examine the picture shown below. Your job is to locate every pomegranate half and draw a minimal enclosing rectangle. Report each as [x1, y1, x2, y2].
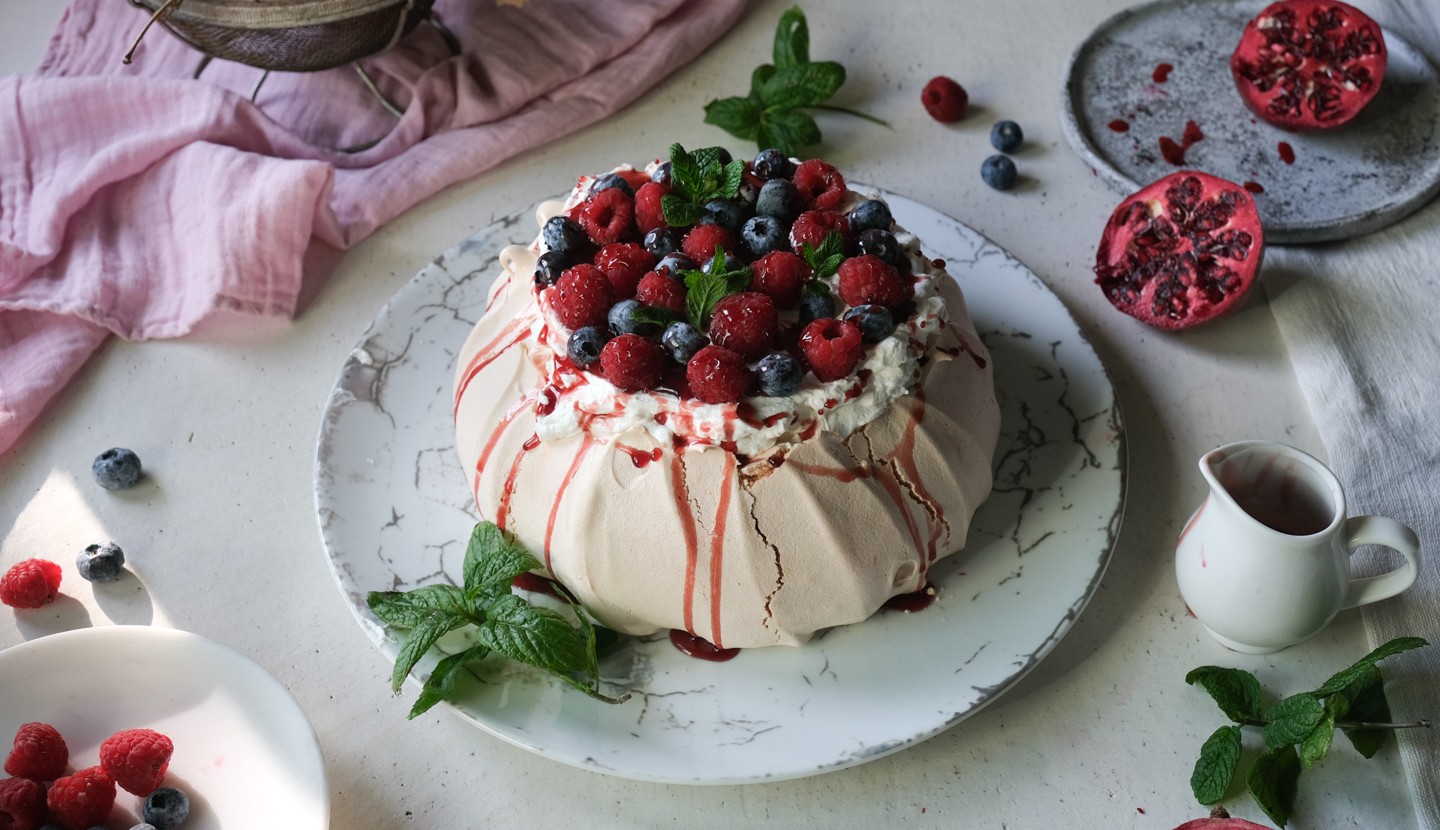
[1093, 171, 1264, 330]
[1172, 806, 1271, 829]
[1230, 0, 1387, 131]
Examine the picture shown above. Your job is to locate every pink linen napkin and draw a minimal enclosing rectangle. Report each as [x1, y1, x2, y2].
[0, 0, 747, 456]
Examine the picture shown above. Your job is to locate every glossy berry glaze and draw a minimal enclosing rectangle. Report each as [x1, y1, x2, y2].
[452, 159, 1000, 651]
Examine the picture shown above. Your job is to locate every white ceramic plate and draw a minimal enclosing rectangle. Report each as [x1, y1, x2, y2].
[0, 626, 328, 827]
[1061, 0, 1440, 243]
[314, 191, 1126, 784]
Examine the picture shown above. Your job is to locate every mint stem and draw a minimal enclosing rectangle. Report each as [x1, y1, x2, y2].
[811, 103, 891, 127]
[1239, 717, 1431, 730]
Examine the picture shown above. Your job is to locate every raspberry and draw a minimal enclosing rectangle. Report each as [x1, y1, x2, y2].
[550, 264, 613, 330]
[837, 254, 906, 311]
[681, 224, 737, 265]
[633, 181, 670, 234]
[922, 76, 968, 123]
[791, 159, 847, 210]
[599, 333, 666, 392]
[46, 766, 115, 830]
[99, 728, 173, 796]
[635, 272, 686, 316]
[799, 318, 865, 381]
[686, 345, 752, 404]
[749, 251, 811, 309]
[0, 559, 62, 609]
[708, 292, 778, 360]
[5, 723, 68, 781]
[575, 188, 634, 245]
[593, 242, 655, 300]
[0, 776, 47, 830]
[789, 210, 849, 254]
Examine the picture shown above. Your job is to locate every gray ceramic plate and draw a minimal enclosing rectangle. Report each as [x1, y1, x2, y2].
[1061, 0, 1440, 243]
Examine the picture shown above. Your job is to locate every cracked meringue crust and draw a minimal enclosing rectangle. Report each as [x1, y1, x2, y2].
[452, 186, 1000, 649]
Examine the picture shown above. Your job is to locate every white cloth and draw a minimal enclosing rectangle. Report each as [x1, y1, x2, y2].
[1266, 2, 1440, 825]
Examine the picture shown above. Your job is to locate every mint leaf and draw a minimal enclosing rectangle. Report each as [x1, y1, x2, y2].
[804, 278, 831, 298]
[750, 64, 777, 97]
[772, 5, 809, 69]
[704, 96, 761, 140]
[463, 522, 540, 603]
[720, 159, 745, 199]
[1191, 725, 1242, 805]
[1299, 695, 1347, 768]
[663, 144, 744, 226]
[1248, 746, 1301, 828]
[759, 62, 846, 110]
[1313, 636, 1428, 696]
[478, 593, 591, 678]
[409, 645, 490, 719]
[1264, 693, 1326, 748]
[391, 612, 468, 692]
[757, 108, 821, 158]
[1340, 665, 1393, 758]
[367, 584, 467, 629]
[801, 231, 847, 280]
[1185, 665, 1264, 723]
[661, 194, 703, 228]
[631, 306, 679, 328]
[669, 142, 703, 201]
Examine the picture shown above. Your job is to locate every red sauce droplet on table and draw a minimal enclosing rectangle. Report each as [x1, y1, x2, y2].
[1153, 62, 1173, 83]
[1243, 181, 1265, 194]
[1159, 119, 1205, 166]
[1278, 141, 1296, 164]
[1108, 118, 1130, 133]
[669, 629, 740, 662]
[883, 582, 937, 612]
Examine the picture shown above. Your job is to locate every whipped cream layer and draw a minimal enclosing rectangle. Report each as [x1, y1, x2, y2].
[453, 168, 1001, 648]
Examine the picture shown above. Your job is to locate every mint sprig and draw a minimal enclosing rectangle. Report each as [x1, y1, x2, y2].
[1184, 637, 1429, 826]
[681, 245, 752, 330]
[661, 143, 744, 228]
[703, 6, 887, 156]
[367, 522, 628, 718]
[800, 230, 846, 279]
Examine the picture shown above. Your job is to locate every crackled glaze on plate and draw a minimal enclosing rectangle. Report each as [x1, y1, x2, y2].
[0, 626, 328, 827]
[314, 191, 1126, 784]
[1062, 0, 1440, 243]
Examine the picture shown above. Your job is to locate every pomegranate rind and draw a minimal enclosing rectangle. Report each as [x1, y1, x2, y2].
[1172, 818, 1272, 830]
[1229, 0, 1387, 132]
[1093, 170, 1264, 331]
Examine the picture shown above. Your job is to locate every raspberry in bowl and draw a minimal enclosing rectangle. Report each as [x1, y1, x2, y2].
[452, 145, 1000, 651]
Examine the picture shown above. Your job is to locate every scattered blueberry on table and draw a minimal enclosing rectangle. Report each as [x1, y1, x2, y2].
[991, 120, 1024, 153]
[77, 542, 126, 583]
[92, 448, 143, 490]
[981, 155, 1018, 191]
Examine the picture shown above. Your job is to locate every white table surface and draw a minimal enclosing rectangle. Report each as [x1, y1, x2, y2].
[0, 1, 1420, 828]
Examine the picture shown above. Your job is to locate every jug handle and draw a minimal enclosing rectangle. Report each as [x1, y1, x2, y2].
[1341, 516, 1421, 610]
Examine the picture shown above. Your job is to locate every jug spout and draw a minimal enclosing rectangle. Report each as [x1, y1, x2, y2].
[1199, 441, 1341, 538]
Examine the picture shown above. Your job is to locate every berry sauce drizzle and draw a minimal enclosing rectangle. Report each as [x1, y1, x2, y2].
[669, 629, 741, 662]
[512, 572, 571, 601]
[883, 582, 937, 612]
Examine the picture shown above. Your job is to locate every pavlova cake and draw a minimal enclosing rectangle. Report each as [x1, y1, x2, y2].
[453, 145, 1000, 650]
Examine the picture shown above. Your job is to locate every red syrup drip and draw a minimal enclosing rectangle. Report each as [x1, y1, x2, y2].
[522, 433, 540, 451]
[931, 258, 947, 269]
[495, 443, 528, 532]
[883, 582, 937, 612]
[1108, 118, 1131, 133]
[617, 444, 663, 468]
[1158, 119, 1205, 166]
[788, 460, 873, 483]
[512, 572, 571, 602]
[1278, 141, 1296, 164]
[670, 437, 701, 635]
[669, 629, 740, 662]
[1243, 181, 1265, 194]
[543, 435, 594, 569]
[472, 393, 535, 503]
[453, 316, 530, 419]
[708, 453, 737, 647]
[1153, 62, 1174, 83]
[893, 391, 945, 562]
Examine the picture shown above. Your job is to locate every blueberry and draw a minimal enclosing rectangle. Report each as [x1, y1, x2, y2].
[542, 215, 590, 256]
[142, 787, 189, 830]
[662, 322, 707, 364]
[981, 155, 1018, 191]
[589, 172, 634, 197]
[843, 304, 896, 344]
[702, 250, 743, 275]
[654, 253, 695, 281]
[798, 293, 836, 325]
[128, 825, 159, 830]
[533, 250, 567, 286]
[846, 199, 893, 234]
[93, 448, 142, 490]
[751, 148, 795, 180]
[990, 120, 1024, 153]
[741, 215, 787, 258]
[608, 299, 658, 337]
[651, 161, 672, 186]
[855, 228, 906, 269]
[700, 199, 746, 235]
[755, 179, 801, 222]
[643, 227, 683, 259]
[77, 542, 126, 583]
[755, 353, 803, 396]
[567, 326, 607, 367]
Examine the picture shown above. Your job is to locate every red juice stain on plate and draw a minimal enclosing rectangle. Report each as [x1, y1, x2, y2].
[884, 582, 937, 612]
[1108, 118, 1130, 132]
[1278, 141, 1296, 164]
[1153, 62, 1173, 83]
[669, 629, 740, 662]
[1158, 119, 1204, 166]
[1243, 181, 1265, 194]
